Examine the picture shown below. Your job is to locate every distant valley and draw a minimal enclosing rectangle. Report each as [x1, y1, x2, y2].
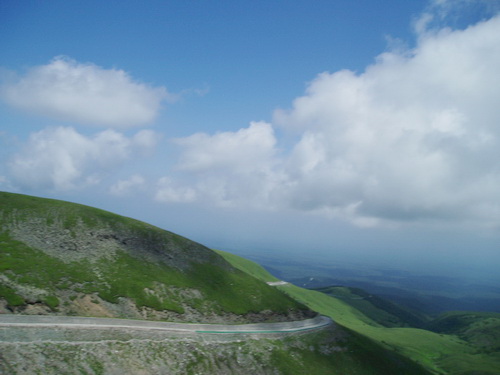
[240, 252, 500, 314]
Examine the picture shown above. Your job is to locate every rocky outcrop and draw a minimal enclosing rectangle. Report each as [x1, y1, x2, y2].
[3, 209, 228, 271]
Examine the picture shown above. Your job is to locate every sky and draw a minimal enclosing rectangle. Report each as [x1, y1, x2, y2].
[1, 0, 500, 279]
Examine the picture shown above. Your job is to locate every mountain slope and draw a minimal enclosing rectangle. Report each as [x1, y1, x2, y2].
[314, 286, 429, 328]
[0, 192, 310, 323]
[428, 311, 500, 353]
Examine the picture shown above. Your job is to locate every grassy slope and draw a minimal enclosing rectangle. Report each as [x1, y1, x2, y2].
[315, 286, 429, 328]
[214, 250, 280, 282]
[0, 192, 306, 319]
[218, 250, 500, 375]
[428, 311, 500, 352]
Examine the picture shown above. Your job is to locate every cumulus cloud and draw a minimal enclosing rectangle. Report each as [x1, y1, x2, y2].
[161, 12, 500, 227]
[274, 13, 500, 226]
[9, 127, 159, 191]
[1, 57, 169, 128]
[155, 177, 197, 203]
[156, 122, 284, 207]
[414, 0, 500, 36]
[175, 121, 277, 171]
[109, 174, 146, 196]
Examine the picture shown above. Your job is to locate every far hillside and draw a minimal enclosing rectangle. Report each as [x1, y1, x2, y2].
[314, 286, 429, 328]
[427, 311, 500, 353]
[246, 253, 500, 314]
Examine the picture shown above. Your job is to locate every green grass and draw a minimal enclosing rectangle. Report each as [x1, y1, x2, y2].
[217, 250, 500, 375]
[214, 249, 280, 282]
[268, 328, 431, 375]
[428, 311, 500, 353]
[0, 284, 25, 306]
[315, 286, 429, 328]
[44, 295, 60, 310]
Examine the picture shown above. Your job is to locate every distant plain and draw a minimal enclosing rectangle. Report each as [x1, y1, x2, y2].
[228, 250, 500, 315]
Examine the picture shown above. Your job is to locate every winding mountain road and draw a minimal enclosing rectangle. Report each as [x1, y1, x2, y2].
[0, 314, 332, 336]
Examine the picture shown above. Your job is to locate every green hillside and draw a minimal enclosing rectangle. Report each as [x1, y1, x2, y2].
[218, 250, 500, 375]
[215, 249, 280, 282]
[428, 311, 500, 353]
[0, 192, 308, 322]
[315, 286, 429, 328]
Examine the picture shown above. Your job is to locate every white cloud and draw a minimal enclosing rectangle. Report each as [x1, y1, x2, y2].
[131, 129, 160, 156]
[9, 127, 159, 191]
[1, 56, 169, 128]
[414, 0, 500, 35]
[155, 177, 197, 203]
[157, 122, 284, 207]
[160, 13, 500, 227]
[274, 14, 500, 225]
[175, 121, 277, 171]
[109, 174, 146, 196]
[0, 175, 13, 190]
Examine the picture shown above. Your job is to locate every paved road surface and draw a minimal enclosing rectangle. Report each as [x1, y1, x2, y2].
[0, 314, 331, 335]
[266, 281, 289, 286]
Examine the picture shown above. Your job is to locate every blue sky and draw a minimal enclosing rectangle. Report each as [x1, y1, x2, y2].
[2, 0, 500, 279]
[1, 0, 424, 135]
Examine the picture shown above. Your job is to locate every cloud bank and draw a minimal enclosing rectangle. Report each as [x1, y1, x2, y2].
[163, 13, 500, 227]
[2, 57, 168, 128]
[109, 174, 146, 196]
[156, 122, 282, 207]
[9, 127, 158, 191]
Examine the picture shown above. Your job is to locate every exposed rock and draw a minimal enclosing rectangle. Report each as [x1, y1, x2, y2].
[4, 211, 227, 271]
